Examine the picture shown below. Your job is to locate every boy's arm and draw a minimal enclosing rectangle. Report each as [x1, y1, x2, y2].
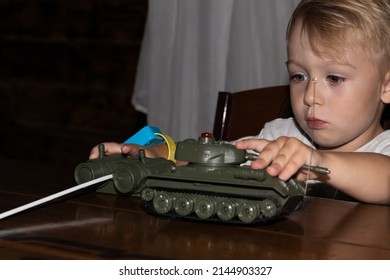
[319, 151, 390, 204]
[236, 137, 390, 205]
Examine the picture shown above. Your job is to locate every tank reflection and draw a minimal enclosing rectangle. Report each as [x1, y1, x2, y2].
[75, 203, 304, 259]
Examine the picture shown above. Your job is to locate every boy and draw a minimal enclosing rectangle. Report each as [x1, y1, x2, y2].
[90, 0, 390, 205]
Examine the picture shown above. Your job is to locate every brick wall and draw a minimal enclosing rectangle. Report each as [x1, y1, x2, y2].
[0, 0, 147, 168]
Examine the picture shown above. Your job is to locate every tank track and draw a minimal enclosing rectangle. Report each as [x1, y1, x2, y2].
[140, 187, 282, 224]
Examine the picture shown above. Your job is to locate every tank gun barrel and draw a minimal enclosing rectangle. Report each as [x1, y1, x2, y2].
[74, 147, 175, 195]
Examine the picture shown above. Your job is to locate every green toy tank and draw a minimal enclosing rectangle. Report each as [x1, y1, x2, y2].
[75, 133, 305, 224]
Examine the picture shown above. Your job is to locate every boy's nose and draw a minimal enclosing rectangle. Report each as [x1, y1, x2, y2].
[303, 77, 319, 106]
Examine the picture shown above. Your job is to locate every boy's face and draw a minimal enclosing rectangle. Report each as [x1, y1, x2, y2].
[286, 21, 385, 151]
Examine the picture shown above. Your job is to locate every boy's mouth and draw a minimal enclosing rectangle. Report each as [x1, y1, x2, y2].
[306, 117, 327, 129]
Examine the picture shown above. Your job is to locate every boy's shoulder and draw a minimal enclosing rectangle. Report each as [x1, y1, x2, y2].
[356, 130, 390, 155]
[260, 118, 313, 146]
[263, 117, 297, 131]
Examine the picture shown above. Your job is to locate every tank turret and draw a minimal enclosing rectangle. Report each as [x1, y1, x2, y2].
[74, 133, 306, 224]
[174, 132, 250, 166]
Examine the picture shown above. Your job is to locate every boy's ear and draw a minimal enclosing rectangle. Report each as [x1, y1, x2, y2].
[381, 70, 390, 104]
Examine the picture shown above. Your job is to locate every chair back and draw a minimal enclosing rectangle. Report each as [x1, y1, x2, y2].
[213, 85, 292, 141]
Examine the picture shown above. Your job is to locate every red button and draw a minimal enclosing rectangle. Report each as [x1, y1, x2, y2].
[201, 132, 213, 138]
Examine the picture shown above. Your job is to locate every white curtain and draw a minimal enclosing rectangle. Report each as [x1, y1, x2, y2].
[132, 0, 301, 140]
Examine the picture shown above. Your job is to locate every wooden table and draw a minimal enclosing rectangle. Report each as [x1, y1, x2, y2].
[0, 158, 389, 260]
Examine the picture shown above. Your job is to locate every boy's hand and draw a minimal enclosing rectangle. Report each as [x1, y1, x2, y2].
[89, 142, 142, 160]
[235, 136, 322, 181]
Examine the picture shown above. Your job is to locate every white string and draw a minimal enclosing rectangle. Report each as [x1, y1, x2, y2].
[0, 174, 113, 220]
[304, 77, 317, 195]
[305, 147, 314, 195]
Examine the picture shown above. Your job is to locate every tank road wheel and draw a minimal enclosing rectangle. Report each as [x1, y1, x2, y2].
[237, 201, 259, 223]
[153, 191, 174, 214]
[174, 194, 194, 216]
[141, 188, 155, 202]
[216, 199, 236, 221]
[195, 198, 215, 219]
[260, 199, 278, 218]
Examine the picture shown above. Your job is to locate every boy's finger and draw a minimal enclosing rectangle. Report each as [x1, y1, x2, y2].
[121, 144, 141, 156]
[235, 139, 270, 152]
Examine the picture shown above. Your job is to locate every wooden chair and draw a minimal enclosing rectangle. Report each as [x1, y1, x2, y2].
[213, 85, 390, 141]
[213, 85, 293, 141]
[212, 85, 390, 201]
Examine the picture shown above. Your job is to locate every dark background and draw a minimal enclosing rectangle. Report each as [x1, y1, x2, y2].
[0, 0, 148, 169]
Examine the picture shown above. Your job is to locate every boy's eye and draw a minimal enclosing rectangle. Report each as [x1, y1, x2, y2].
[327, 75, 346, 84]
[290, 74, 307, 83]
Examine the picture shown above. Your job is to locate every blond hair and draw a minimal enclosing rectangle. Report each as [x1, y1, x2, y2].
[287, 0, 390, 76]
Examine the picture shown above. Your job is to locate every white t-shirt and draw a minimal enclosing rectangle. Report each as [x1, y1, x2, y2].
[242, 117, 390, 155]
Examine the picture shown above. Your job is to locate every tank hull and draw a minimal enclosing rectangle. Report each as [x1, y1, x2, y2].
[74, 135, 306, 224]
[138, 164, 304, 224]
